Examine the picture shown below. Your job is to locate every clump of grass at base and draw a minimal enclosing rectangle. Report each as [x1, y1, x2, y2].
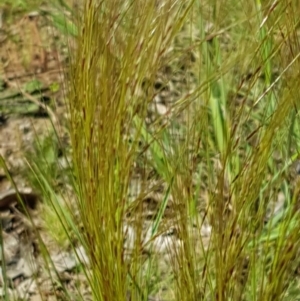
[67, 1, 195, 301]
[173, 1, 300, 300]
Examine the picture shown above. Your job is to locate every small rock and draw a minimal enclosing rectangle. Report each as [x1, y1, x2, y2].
[6, 263, 23, 280]
[16, 256, 38, 278]
[155, 103, 168, 116]
[52, 251, 77, 273]
[1, 232, 19, 263]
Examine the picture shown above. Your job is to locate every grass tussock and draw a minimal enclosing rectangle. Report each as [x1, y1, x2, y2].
[68, 1, 194, 300]
[3, 0, 300, 300]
